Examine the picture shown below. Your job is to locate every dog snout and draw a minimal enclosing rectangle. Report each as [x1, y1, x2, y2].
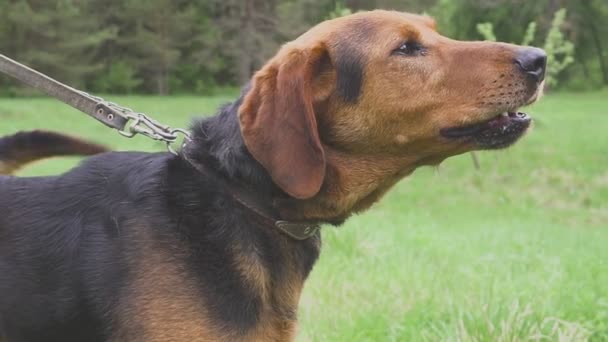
[515, 47, 547, 83]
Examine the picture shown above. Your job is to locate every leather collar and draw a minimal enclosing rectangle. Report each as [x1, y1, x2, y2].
[180, 147, 320, 240]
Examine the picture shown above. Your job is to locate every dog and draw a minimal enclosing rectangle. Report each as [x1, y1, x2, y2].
[0, 10, 546, 342]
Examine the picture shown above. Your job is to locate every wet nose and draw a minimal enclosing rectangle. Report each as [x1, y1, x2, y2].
[515, 47, 547, 83]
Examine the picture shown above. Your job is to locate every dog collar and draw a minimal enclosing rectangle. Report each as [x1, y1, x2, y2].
[180, 150, 320, 241]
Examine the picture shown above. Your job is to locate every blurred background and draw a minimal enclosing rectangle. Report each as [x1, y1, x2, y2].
[0, 0, 607, 96]
[1, 1, 607, 341]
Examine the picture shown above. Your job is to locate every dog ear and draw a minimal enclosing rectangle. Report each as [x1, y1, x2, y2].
[238, 44, 329, 199]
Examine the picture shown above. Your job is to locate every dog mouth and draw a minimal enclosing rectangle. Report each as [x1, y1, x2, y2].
[440, 111, 532, 149]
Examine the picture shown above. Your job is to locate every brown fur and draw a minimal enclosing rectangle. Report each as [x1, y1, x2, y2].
[242, 10, 543, 223]
[241, 244, 307, 342]
[109, 226, 219, 342]
[107, 217, 320, 341]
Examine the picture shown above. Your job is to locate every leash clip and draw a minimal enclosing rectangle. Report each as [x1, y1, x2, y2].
[95, 102, 191, 155]
[0, 53, 192, 156]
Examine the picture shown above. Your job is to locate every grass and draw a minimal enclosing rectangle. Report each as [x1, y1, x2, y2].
[1, 90, 607, 341]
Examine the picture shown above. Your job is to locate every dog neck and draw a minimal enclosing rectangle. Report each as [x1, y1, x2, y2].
[180, 145, 321, 240]
[183, 91, 414, 226]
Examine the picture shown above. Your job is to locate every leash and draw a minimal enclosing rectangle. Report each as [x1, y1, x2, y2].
[0, 52, 320, 240]
[0, 53, 190, 154]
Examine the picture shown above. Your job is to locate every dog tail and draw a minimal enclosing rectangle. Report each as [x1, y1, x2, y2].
[0, 130, 108, 175]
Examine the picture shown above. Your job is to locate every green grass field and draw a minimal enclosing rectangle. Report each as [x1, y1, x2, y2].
[1, 91, 607, 341]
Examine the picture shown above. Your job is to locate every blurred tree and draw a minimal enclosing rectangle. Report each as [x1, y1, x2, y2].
[568, 0, 608, 86]
[92, 61, 142, 94]
[116, 0, 199, 95]
[181, 1, 225, 93]
[327, 1, 354, 19]
[0, 0, 606, 94]
[210, 0, 281, 85]
[0, 0, 115, 92]
[277, 0, 335, 38]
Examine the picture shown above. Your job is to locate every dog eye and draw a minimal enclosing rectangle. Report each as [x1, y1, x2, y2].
[393, 42, 424, 56]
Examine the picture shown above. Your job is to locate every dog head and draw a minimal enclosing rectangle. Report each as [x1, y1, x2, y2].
[238, 10, 545, 219]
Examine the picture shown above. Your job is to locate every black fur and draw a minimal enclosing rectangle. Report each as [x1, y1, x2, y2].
[335, 44, 364, 103]
[0, 93, 321, 341]
[334, 19, 375, 103]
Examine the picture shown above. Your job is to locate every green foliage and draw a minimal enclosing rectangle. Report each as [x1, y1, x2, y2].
[544, 9, 575, 87]
[476, 22, 496, 42]
[521, 22, 537, 46]
[476, 20, 542, 47]
[327, 1, 353, 19]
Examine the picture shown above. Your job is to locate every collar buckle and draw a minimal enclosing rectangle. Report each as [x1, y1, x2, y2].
[275, 221, 320, 240]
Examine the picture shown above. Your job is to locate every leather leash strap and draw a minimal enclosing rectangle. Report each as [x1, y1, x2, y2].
[0, 53, 191, 154]
[0, 53, 128, 130]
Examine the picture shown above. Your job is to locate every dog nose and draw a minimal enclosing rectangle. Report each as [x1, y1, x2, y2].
[515, 47, 547, 83]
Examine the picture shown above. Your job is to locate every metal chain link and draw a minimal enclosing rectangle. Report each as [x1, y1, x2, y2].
[77, 90, 191, 155]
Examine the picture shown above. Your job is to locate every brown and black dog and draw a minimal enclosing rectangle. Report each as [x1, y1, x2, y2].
[0, 10, 545, 342]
